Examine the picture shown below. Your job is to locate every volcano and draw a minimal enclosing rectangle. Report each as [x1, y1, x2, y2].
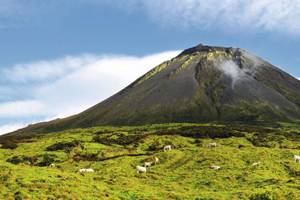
[4, 44, 300, 137]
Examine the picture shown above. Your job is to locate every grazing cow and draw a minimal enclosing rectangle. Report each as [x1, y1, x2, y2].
[163, 145, 172, 152]
[153, 157, 159, 165]
[294, 155, 300, 163]
[136, 166, 147, 173]
[252, 162, 261, 166]
[207, 142, 217, 148]
[210, 165, 221, 170]
[79, 168, 94, 173]
[144, 162, 152, 168]
[49, 163, 55, 168]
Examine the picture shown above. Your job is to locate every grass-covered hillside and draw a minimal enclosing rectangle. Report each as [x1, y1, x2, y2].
[1, 122, 300, 199]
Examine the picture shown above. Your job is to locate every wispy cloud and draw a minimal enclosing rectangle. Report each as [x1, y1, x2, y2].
[0, 123, 27, 135]
[0, 100, 44, 118]
[0, 50, 180, 134]
[2, 1, 300, 35]
[1, 54, 99, 83]
[99, 0, 300, 35]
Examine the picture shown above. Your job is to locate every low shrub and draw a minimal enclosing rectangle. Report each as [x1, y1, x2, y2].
[73, 153, 98, 162]
[0, 141, 18, 149]
[7, 154, 56, 166]
[147, 141, 162, 151]
[14, 191, 23, 200]
[46, 140, 83, 152]
[38, 154, 56, 167]
[155, 126, 245, 139]
[93, 132, 148, 146]
[249, 192, 273, 200]
[7, 156, 23, 165]
[247, 133, 286, 148]
[7, 155, 38, 165]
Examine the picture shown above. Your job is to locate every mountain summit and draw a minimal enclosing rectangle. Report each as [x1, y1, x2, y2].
[5, 44, 300, 137]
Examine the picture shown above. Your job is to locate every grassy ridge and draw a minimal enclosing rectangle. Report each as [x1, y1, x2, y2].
[1, 123, 300, 199]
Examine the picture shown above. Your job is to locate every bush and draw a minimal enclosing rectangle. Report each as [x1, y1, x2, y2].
[0, 141, 18, 149]
[7, 155, 38, 165]
[22, 156, 38, 165]
[147, 141, 162, 151]
[93, 132, 148, 146]
[14, 191, 23, 200]
[7, 156, 23, 165]
[46, 140, 83, 152]
[250, 192, 273, 200]
[7, 154, 56, 166]
[247, 133, 286, 148]
[156, 125, 245, 139]
[38, 154, 56, 167]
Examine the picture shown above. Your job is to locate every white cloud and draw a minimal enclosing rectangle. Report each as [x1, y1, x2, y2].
[34, 52, 180, 117]
[1, 54, 99, 83]
[0, 123, 27, 135]
[101, 0, 300, 35]
[0, 50, 180, 134]
[3, 1, 300, 34]
[0, 100, 44, 118]
[216, 60, 244, 84]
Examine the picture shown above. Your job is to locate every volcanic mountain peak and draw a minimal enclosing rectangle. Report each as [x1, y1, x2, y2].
[2, 43, 300, 138]
[137, 44, 263, 89]
[179, 43, 233, 55]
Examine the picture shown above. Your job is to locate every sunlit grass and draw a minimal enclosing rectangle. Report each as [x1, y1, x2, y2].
[1, 123, 300, 199]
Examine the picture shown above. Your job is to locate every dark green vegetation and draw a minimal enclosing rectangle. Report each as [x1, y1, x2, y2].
[5, 44, 300, 136]
[1, 123, 300, 199]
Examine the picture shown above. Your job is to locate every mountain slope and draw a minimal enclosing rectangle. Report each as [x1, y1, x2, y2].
[3, 44, 300, 137]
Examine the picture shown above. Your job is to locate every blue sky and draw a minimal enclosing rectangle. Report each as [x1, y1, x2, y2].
[0, 0, 300, 133]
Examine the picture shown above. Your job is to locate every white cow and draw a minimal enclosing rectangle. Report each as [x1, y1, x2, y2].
[144, 162, 152, 168]
[153, 157, 159, 165]
[208, 142, 217, 148]
[163, 145, 172, 152]
[79, 168, 94, 173]
[294, 155, 300, 163]
[210, 165, 221, 170]
[136, 166, 147, 173]
[49, 163, 56, 168]
[252, 162, 261, 166]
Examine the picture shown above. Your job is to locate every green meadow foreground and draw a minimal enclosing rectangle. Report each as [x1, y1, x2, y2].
[1, 123, 300, 199]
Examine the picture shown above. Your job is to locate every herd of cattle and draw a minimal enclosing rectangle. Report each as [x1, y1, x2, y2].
[51, 142, 300, 174]
[136, 142, 220, 173]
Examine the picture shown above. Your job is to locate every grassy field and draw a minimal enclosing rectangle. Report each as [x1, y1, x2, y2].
[1, 122, 300, 199]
